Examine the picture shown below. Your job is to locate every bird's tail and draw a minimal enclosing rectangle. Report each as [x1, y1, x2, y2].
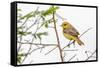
[75, 37, 84, 45]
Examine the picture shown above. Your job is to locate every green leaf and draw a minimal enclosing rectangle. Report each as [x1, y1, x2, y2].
[17, 31, 32, 36]
[46, 18, 53, 23]
[44, 23, 48, 28]
[27, 32, 32, 34]
[17, 9, 21, 11]
[18, 53, 26, 56]
[42, 6, 59, 16]
[41, 16, 45, 21]
[19, 11, 34, 20]
[19, 9, 41, 20]
[37, 34, 41, 40]
[17, 56, 22, 63]
[33, 32, 48, 40]
[40, 18, 53, 28]
[17, 26, 25, 30]
[33, 34, 37, 39]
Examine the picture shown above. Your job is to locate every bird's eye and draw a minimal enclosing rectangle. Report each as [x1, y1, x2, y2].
[64, 24, 67, 26]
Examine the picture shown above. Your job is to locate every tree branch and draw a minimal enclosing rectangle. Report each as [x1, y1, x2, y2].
[55, 13, 67, 20]
[18, 41, 57, 46]
[52, 8, 64, 62]
[63, 49, 78, 51]
[85, 50, 96, 61]
[45, 46, 58, 55]
[67, 54, 77, 62]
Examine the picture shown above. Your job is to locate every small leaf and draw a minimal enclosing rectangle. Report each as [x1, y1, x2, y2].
[34, 32, 48, 40]
[41, 16, 45, 21]
[27, 32, 32, 34]
[42, 6, 59, 16]
[17, 56, 22, 63]
[18, 53, 26, 56]
[19, 8, 40, 20]
[17, 31, 32, 36]
[33, 34, 37, 39]
[45, 23, 48, 28]
[37, 34, 41, 40]
[17, 9, 21, 11]
[19, 11, 34, 20]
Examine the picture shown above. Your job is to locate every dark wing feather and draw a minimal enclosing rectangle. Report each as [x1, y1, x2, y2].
[63, 26, 79, 37]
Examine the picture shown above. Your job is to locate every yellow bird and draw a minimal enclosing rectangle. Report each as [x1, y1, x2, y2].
[61, 21, 84, 46]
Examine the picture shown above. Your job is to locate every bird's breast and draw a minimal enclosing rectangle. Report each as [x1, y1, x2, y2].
[63, 32, 74, 40]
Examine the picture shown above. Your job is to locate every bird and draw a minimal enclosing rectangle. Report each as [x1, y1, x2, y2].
[61, 21, 84, 46]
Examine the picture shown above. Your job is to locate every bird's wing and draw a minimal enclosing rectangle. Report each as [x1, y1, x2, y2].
[63, 27, 79, 37]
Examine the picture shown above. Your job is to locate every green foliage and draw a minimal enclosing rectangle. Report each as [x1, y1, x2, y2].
[40, 6, 59, 28]
[17, 26, 25, 29]
[17, 9, 21, 11]
[44, 23, 48, 28]
[33, 32, 48, 40]
[42, 6, 59, 16]
[19, 10, 40, 20]
[17, 56, 21, 63]
[17, 6, 60, 64]
[17, 26, 32, 36]
[18, 53, 26, 56]
[19, 11, 34, 20]
[40, 18, 54, 28]
[17, 31, 32, 36]
[17, 53, 26, 63]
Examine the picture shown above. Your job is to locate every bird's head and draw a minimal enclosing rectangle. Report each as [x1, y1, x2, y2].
[60, 21, 71, 29]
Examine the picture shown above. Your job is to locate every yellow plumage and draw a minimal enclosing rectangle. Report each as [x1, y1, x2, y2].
[61, 21, 84, 46]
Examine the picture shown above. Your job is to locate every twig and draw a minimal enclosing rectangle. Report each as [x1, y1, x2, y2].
[85, 50, 96, 61]
[20, 16, 47, 63]
[25, 17, 40, 32]
[63, 49, 78, 51]
[20, 18, 28, 27]
[85, 51, 89, 57]
[21, 20, 40, 64]
[18, 41, 57, 46]
[45, 46, 58, 55]
[62, 27, 93, 50]
[53, 8, 64, 62]
[67, 54, 77, 62]
[29, 60, 34, 64]
[19, 7, 39, 27]
[55, 13, 67, 20]
[29, 47, 45, 54]
[40, 46, 44, 53]
[76, 58, 79, 61]
[17, 35, 22, 52]
[17, 7, 40, 54]
[79, 27, 92, 38]
[63, 52, 66, 59]
[21, 42, 32, 63]
[62, 40, 71, 50]
[17, 28, 24, 52]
